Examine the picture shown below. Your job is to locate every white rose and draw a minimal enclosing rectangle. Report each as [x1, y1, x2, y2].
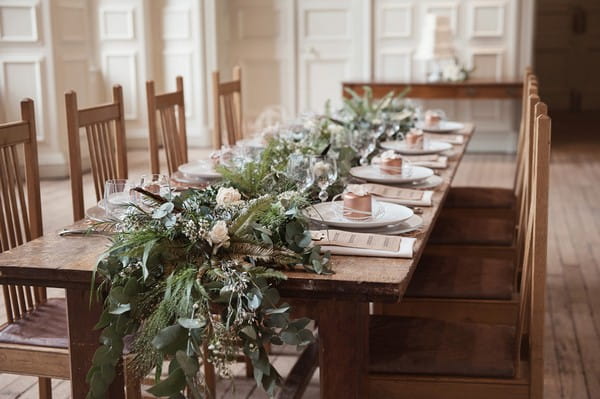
[329, 124, 344, 136]
[209, 220, 230, 245]
[216, 187, 242, 206]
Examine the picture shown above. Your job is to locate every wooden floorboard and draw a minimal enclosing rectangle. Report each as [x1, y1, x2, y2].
[0, 118, 598, 397]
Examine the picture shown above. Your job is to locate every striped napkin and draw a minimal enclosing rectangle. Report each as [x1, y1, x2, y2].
[362, 183, 433, 206]
[425, 133, 464, 144]
[311, 229, 416, 258]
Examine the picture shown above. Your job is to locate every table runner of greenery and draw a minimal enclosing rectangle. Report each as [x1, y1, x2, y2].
[86, 87, 415, 398]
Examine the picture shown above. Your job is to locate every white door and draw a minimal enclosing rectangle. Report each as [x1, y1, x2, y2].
[227, 0, 295, 126]
[297, 0, 368, 113]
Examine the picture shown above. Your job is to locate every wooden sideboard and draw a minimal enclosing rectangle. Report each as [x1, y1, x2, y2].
[342, 80, 523, 99]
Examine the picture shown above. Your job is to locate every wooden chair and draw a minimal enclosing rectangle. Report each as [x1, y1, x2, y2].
[429, 68, 535, 246]
[368, 103, 551, 399]
[0, 99, 55, 397]
[146, 76, 188, 175]
[65, 86, 128, 221]
[212, 66, 243, 149]
[0, 99, 140, 398]
[374, 79, 542, 325]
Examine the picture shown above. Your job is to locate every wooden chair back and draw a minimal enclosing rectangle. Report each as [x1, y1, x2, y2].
[65, 86, 128, 221]
[512, 102, 550, 389]
[0, 99, 47, 321]
[146, 76, 188, 175]
[514, 82, 540, 276]
[212, 66, 243, 149]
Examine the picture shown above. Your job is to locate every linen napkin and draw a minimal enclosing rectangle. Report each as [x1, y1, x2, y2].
[425, 133, 464, 144]
[311, 230, 416, 258]
[404, 154, 448, 169]
[361, 183, 433, 206]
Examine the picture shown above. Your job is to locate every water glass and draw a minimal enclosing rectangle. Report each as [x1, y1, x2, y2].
[104, 179, 135, 219]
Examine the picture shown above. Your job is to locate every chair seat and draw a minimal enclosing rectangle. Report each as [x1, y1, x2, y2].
[445, 187, 515, 209]
[405, 254, 515, 300]
[0, 298, 68, 348]
[369, 315, 516, 378]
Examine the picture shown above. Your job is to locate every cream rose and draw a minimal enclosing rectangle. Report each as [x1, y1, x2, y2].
[216, 187, 242, 206]
[209, 220, 229, 245]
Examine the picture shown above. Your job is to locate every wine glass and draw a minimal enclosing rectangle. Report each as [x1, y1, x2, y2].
[310, 155, 337, 202]
[287, 153, 313, 192]
[351, 129, 377, 166]
[138, 174, 171, 203]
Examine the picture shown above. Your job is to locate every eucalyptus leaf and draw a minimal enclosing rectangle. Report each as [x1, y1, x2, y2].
[147, 367, 186, 397]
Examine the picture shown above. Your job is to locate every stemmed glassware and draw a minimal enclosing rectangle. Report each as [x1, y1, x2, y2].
[309, 155, 338, 202]
[286, 153, 313, 192]
[351, 129, 378, 165]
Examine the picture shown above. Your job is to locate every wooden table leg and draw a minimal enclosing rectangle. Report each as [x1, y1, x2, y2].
[318, 299, 369, 399]
[66, 287, 125, 399]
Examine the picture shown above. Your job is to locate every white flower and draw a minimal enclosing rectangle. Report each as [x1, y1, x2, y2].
[312, 160, 330, 176]
[329, 123, 344, 136]
[381, 150, 401, 160]
[303, 119, 316, 131]
[216, 187, 242, 206]
[209, 220, 230, 245]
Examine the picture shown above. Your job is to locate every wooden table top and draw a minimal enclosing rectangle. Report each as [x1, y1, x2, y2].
[0, 124, 473, 302]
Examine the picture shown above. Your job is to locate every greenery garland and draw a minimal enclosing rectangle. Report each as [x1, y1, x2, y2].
[87, 87, 414, 398]
[86, 187, 330, 398]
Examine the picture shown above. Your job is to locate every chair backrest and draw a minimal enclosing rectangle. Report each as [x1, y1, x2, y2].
[0, 99, 47, 320]
[514, 82, 540, 276]
[512, 102, 550, 389]
[65, 86, 128, 221]
[212, 66, 243, 149]
[514, 68, 534, 195]
[146, 76, 188, 175]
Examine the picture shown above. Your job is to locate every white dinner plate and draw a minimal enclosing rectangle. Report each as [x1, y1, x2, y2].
[303, 201, 413, 229]
[416, 121, 465, 133]
[380, 140, 453, 155]
[398, 174, 444, 189]
[340, 214, 423, 235]
[86, 205, 109, 222]
[178, 161, 222, 180]
[349, 165, 434, 184]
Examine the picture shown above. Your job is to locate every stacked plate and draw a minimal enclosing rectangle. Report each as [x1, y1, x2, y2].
[303, 200, 423, 234]
[416, 120, 465, 133]
[175, 160, 222, 184]
[380, 140, 452, 155]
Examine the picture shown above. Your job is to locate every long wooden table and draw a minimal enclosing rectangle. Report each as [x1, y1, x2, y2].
[0, 124, 473, 398]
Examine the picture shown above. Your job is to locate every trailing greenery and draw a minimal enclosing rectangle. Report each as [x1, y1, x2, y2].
[87, 187, 330, 398]
[88, 88, 414, 398]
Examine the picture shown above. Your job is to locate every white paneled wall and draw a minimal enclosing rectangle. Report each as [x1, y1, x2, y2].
[224, 0, 527, 152]
[0, 0, 532, 178]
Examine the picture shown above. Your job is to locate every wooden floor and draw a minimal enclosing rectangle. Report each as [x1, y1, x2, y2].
[1, 119, 599, 398]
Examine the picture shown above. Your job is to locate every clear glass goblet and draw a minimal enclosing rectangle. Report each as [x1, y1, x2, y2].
[310, 155, 337, 202]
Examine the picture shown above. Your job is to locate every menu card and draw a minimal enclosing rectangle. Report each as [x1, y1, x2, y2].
[311, 230, 402, 252]
[363, 184, 424, 200]
[425, 133, 464, 144]
[404, 154, 439, 162]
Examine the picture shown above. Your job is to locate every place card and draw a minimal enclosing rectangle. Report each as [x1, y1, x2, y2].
[403, 154, 439, 162]
[311, 230, 402, 252]
[425, 133, 464, 144]
[363, 183, 424, 200]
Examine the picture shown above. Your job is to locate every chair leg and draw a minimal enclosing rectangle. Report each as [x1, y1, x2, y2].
[123, 355, 142, 399]
[245, 357, 254, 378]
[38, 377, 52, 399]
